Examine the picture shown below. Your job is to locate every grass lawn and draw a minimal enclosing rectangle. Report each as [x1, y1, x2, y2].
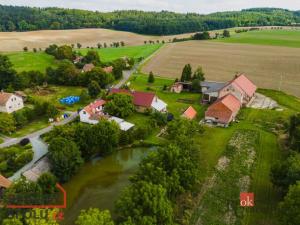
[24, 85, 88, 111]
[10, 118, 49, 138]
[0, 138, 3, 144]
[7, 51, 57, 73]
[129, 73, 206, 118]
[78, 44, 162, 62]
[243, 130, 281, 225]
[216, 29, 300, 48]
[189, 89, 300, 225]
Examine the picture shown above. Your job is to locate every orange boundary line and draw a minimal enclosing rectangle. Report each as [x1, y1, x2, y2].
[6, 183, 67, 209]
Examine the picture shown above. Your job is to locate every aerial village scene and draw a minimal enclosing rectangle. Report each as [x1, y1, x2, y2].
[0, 2, 300, 225]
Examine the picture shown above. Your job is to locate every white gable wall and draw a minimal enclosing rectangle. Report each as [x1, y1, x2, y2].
[0, 95, 24, 113]
[79, 110, 99, 125]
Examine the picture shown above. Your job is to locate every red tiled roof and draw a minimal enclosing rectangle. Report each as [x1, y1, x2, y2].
[0, 174, 12, 188]
[182, 106, 197, 120]
[0, 92, 12, 106]
[82, 63, 95, 72]
[110, 88, 155, 108]
[83, 99, 106, 115]
[228, 74, 257, 98]
[205, 94, 241, 124]
[103, 66, 113, 74]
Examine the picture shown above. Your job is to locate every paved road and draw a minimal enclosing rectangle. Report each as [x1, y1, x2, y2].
[0, 112, 78, 148]
[114, 67, 137, 89]
[9, 137, 48, 181]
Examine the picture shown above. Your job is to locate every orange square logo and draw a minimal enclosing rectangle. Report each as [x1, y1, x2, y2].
[240, 193, 254, 207]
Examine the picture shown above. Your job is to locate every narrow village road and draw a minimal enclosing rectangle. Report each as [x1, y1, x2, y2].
[0, 112, 78, 148]
[9, 137, 48, 181]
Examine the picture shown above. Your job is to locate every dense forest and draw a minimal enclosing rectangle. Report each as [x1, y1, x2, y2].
[0, 5, 300, 35]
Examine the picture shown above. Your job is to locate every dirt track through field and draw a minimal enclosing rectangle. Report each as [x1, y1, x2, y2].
[0, 28, 195, 52]
[142, 41, 300, 97]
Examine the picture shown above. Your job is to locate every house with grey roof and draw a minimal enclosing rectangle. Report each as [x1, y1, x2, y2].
[201, 81, 228, 103]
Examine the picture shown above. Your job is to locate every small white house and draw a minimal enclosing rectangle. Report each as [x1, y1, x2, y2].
[0, 92, 24, 113]
[79, 99, 106, 124]
[80, 99, 135, 131]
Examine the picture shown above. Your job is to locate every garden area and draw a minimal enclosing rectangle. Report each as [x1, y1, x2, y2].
[24, 85, 89, 111]
[0, 141, 33, 177]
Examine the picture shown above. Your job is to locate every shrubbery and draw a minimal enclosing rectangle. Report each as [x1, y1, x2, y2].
[0, 143, 33, 177]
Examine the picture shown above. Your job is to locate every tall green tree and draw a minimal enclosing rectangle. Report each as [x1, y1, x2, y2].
[84, 50, 100, 65]
[0, 54, 17, 90]
[271, 153, 300, 193]
[116, 181, 174, 225]
[193, 66, 205, 81]
[55, 45, 74, 61]
[104, 93, 135, 118]
[90, 120, 120, 155]
[88, 80, 101, 98]
[148, 71, 155, 83]
[85, 67, 114, 88]
[279, 181, 300, 225]
[223, 29, 231, 37]
[48, 137, 84, 182]
[180, 64, 192, 82]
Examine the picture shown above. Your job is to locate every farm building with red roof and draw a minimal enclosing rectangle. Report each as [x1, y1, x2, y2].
[110, 88, 167, 112]
[219, 74, 257, 105]
[205, 94, 241, 127]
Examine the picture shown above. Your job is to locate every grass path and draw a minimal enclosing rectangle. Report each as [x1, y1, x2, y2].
[243, 130, 281, 225]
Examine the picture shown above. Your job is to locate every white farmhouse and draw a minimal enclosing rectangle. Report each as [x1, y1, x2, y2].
[79, 99, 106, 124]
[0, 92, 24, 113]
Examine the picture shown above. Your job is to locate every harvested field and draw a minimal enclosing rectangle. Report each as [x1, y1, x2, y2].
[142, 41, 300, 97]
[0, 28, 195, 52]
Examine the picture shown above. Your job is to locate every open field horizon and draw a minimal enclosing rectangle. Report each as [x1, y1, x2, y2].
[0, 26, 295, 52]
[142, 41, 300, 97]
[0, 28, 196, 52]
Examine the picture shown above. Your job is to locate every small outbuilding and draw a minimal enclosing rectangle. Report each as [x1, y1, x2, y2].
[182, 106, 197, 120]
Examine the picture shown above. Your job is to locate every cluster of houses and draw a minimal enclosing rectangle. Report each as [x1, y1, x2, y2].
[79, 88, 168, 131]
[202, 74, 257, 127]
[170, 73, 257, 127]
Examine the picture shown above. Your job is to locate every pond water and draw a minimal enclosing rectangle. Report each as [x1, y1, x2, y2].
[62, 147, 153, 225]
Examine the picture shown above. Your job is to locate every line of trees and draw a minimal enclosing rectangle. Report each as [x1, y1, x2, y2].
[0, 6, 299, 35]
[270, 113, 300, 225]
[115, 118, 202, 225]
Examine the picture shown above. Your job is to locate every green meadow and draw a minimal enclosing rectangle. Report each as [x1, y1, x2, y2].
[78, 44, 162, 62]
[7, 51, 57, 73]
[5, 44, 162, 73]
[216, 29, 300, 48]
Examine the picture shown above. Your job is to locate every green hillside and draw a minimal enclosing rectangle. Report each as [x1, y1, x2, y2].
[216, 29, 300, 48]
